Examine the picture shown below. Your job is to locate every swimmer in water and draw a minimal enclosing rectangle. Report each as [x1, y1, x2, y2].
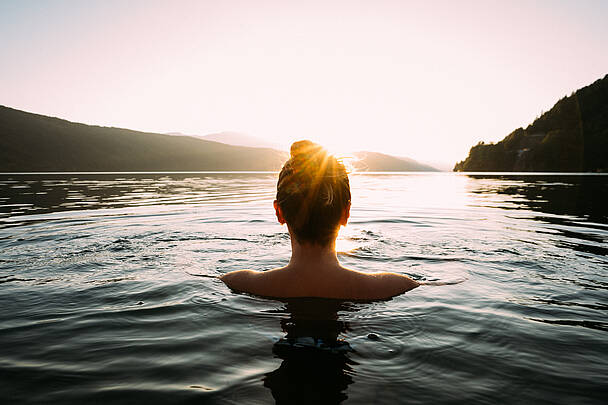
[220, 140, 420, 300]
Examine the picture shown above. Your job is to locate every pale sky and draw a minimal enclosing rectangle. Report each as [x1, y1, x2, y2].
[1, 0, 607, 169]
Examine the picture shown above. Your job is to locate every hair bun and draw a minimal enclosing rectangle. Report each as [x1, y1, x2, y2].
[290, 140, 323, 159]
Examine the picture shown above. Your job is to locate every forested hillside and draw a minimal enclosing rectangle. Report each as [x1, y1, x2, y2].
[454, 75, 608, 172]
[0, 106, 288, 172]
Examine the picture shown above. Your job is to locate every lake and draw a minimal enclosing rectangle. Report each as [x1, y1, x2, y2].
[0, 172, 606, 404]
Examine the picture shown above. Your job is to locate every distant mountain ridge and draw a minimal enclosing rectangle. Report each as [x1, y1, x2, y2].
[168, 131, 438, 171]
[351, 151, 437, 172]
[166, 131, 284, 150]
[454, 74, 608, 172]
[0, 106, 288, 171]
[0, 106, 437, 172]
[169, 131, 437, 171]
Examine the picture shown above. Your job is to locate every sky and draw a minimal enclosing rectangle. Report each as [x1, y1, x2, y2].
[1, 0, 607, 169]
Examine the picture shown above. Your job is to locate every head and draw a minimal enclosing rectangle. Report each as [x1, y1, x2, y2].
[275, 140, 351, 246]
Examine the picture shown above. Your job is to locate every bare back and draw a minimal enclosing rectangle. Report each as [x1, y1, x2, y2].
[220, 266, 419, 300]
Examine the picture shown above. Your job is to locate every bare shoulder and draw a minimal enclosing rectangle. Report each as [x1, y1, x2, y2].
[219, 268, 287, 296]
[375, 272, 420, 288]
[219, 269, 261, 292]
[348, 270, 420, 299]
[220, 267, 418, 300]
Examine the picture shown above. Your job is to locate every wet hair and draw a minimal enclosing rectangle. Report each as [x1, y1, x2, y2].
[276, 140, 351, 246]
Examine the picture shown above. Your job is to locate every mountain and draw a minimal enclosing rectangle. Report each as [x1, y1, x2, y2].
[202, 132, 285, 150]
[166, 131, 284, 150]
[0, 105, 438, 172]
[454, 74, 608, 172]
[352, 151, 438, 171]
[181, 133, 436, 171]
[171, 132, 437, 170]
[0, 106, 288, 171]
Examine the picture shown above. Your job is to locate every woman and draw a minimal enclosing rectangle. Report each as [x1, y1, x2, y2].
[220, 140, 419, 300]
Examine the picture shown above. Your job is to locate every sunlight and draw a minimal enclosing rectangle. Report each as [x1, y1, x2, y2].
[3, 1, 606, 169]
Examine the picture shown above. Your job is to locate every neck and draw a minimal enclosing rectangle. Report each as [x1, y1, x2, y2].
[288, 234, 340, 271]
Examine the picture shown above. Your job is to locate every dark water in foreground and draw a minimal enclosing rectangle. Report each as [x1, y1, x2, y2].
[0, 172, 607, 404]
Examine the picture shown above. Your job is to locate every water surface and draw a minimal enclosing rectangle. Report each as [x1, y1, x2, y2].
[0, 172, 606, 404]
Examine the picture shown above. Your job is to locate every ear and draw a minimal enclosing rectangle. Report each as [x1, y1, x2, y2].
[339, 201, 351, 226]
[274, 200, 286, 224]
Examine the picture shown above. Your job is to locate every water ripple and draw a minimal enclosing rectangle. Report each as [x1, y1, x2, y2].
[1, 173, 607, 404]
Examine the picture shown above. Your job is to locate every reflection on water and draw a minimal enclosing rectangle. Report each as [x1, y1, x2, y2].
[264, 299, 356, 404]
[466, 174, 608, 257]
[467, 174, 608, 222]
[0, 172, 607, 404]
[0, 173, 277, 222]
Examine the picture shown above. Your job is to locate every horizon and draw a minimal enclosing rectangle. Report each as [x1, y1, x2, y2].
[1, 1, 608, 168]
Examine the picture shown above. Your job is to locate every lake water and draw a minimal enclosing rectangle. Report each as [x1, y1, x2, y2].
[0, 172, 607, 404]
